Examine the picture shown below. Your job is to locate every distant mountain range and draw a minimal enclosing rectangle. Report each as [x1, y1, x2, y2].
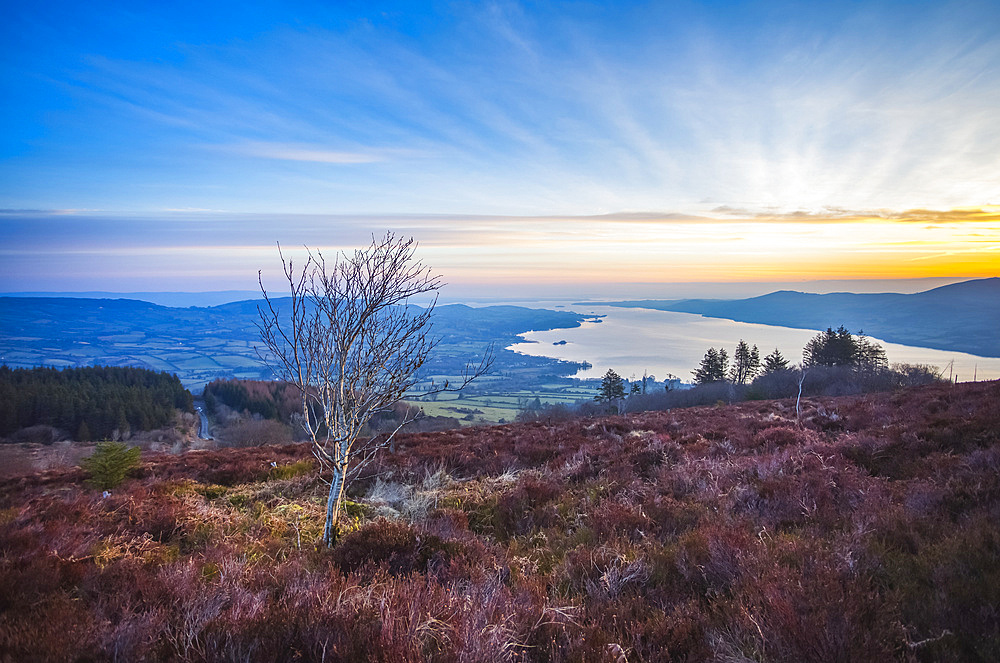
[607, 277, 999, 358]
[3, 290, 261, 308]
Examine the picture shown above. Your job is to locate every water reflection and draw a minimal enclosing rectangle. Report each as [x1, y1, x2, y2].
[508, 306, 1000, 383]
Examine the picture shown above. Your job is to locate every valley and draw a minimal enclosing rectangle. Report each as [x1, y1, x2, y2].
[4, 280, 998, 426]
[0, 297, 601, 424]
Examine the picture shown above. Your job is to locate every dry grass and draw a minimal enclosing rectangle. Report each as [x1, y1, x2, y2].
[1, 380, 998, 661]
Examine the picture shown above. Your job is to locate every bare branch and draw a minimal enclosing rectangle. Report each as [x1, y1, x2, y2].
[255, 233, 488, 546]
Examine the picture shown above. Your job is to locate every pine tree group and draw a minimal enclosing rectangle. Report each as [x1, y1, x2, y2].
[693, 348, 729, 384]
[0, 365, 193, 440]
[728, 340, 761, 385]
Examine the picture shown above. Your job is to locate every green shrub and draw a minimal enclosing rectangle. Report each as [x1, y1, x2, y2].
[268, 459, 314, 480]
[194, 483, 229, 500]
[80, 440, 141, 490]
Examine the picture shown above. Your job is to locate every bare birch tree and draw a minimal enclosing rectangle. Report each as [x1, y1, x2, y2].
[257, 233, 491, 546]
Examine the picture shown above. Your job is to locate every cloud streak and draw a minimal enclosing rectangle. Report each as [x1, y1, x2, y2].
[1, 2, 997, 296]
[222, 142, 384, 164]
[3, 1, 998, 215]
[1, 207, 995, 294]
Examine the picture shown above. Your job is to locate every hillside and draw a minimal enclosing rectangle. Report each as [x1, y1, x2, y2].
[0, 365, 193, 441]
[1, 380, 997, 661]
[607, 277, 1000, 357]
[0, 297, 591, 389]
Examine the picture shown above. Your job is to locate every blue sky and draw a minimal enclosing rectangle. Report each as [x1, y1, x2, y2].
[1, 1, 998, 295]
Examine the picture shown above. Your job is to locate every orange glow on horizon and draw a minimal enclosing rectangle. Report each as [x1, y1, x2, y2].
[420, 206, 1000, 286]
[5, 206, 995, 293]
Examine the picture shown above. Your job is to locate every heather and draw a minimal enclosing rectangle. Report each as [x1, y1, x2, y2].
[1, 381, 998, 662]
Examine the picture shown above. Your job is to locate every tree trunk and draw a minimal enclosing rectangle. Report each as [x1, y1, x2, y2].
[323, 465, 347, 547]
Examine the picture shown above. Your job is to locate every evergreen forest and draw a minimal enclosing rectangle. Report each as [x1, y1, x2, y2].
[203, 378, 302, 423]
[0, 365, 193, 441]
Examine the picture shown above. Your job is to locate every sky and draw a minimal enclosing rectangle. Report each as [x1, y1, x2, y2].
[2, 0, 998, 298]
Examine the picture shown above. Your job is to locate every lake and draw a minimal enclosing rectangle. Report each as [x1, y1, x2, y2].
[507, 305, 1000, 383]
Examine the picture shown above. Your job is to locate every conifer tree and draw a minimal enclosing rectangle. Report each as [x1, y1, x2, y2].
[81, 440, 141, 490]
[729, 340, 761, 385]
[761, 348, 790, 374]
[693, 347, 729, 384]
[0, 365, 192, 439]
[803, 326, 887, 370]
[803, 326, 856, 366]
[855, 332, 889, 372]
[596, 369, 626, 403]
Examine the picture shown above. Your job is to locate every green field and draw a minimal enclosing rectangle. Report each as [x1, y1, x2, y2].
[410, 372, 598, 424]
[415, 389, 596, 424]
[1, 297, 598, 419]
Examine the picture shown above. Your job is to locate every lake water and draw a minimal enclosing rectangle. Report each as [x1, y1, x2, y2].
[507, 305, 1000, 383]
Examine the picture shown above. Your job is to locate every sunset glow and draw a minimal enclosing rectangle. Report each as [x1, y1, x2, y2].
[1, 2, 998, 296]
[1, 206, 997, 296]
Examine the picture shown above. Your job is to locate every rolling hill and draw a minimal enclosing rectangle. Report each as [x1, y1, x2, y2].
[0, 297, 592, 389]
[607, 277, 999, 357]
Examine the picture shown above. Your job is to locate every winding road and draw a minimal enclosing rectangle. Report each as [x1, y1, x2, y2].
[193, 403, 213, 440]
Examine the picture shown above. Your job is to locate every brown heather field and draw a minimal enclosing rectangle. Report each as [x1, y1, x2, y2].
[1, 380, 998, 662]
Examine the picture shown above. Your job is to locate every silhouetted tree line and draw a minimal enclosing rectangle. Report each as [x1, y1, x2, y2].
[694, 326, 890, 387]
[520, 326, 942, 422]
[203, 378, 302, 422]
[802, 325, 887, 370]
[647, 326, 938, 411]
[0, 365, 193, 441]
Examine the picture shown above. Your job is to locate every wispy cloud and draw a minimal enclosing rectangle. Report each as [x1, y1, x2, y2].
[222, 142, 384, 164]
[1, 0, 998, 291]
[4, 3, 990, 213]
[1, 206, 995, 293]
